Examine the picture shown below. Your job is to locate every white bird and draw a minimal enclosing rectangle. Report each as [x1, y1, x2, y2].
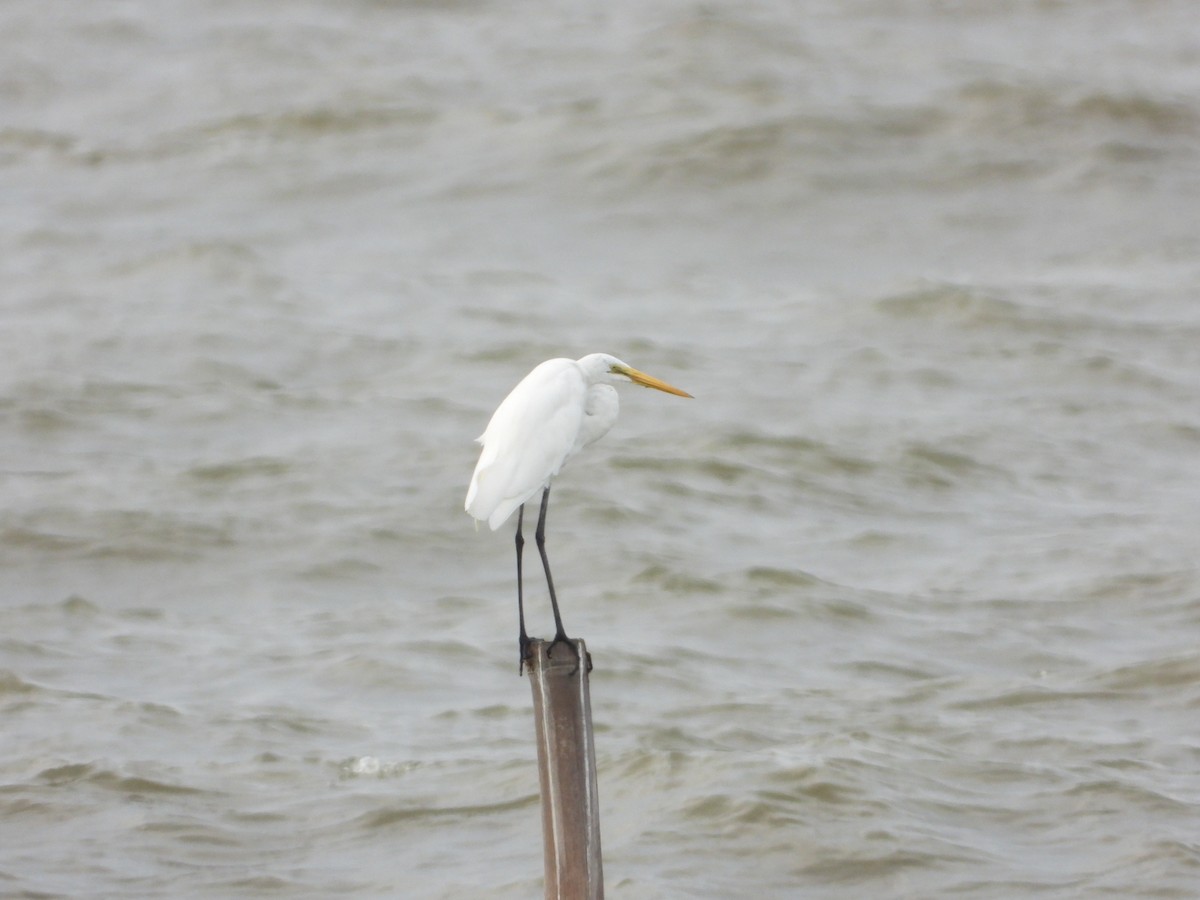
[466, 353, 692, 671]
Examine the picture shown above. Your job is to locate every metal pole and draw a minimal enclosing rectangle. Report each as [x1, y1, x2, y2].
[527, 638, 604, 900]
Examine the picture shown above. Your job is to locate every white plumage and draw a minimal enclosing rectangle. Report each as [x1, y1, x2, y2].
[464, 353, 692, 670]
[466, 355, 621, 530]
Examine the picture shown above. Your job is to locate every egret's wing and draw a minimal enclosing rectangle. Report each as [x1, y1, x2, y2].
[466, 360, 585, 530]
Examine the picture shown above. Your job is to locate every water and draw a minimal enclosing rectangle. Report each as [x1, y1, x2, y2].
[3, 1, 1200, 896]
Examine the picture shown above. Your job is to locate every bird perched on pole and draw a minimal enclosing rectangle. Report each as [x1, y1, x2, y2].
[466, 353, 692, 673]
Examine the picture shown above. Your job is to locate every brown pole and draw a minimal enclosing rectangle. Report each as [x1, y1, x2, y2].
[527, 638, 604, 900]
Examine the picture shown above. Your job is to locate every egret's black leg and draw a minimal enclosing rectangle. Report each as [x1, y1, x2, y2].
[515, 504, 531, 674]
[535, 486, 581, 672]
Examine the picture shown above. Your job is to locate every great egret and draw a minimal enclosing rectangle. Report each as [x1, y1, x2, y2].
[466, 353, 692, 671]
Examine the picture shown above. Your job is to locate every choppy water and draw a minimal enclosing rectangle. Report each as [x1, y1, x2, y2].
[4, 1, 1200, 897]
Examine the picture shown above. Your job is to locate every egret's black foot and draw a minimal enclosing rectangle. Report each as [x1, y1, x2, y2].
[546, 632, 581, 675]
[518, 634, 532, 676]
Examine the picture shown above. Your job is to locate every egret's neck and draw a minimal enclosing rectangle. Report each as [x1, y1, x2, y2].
[571, 384, 619, 457]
